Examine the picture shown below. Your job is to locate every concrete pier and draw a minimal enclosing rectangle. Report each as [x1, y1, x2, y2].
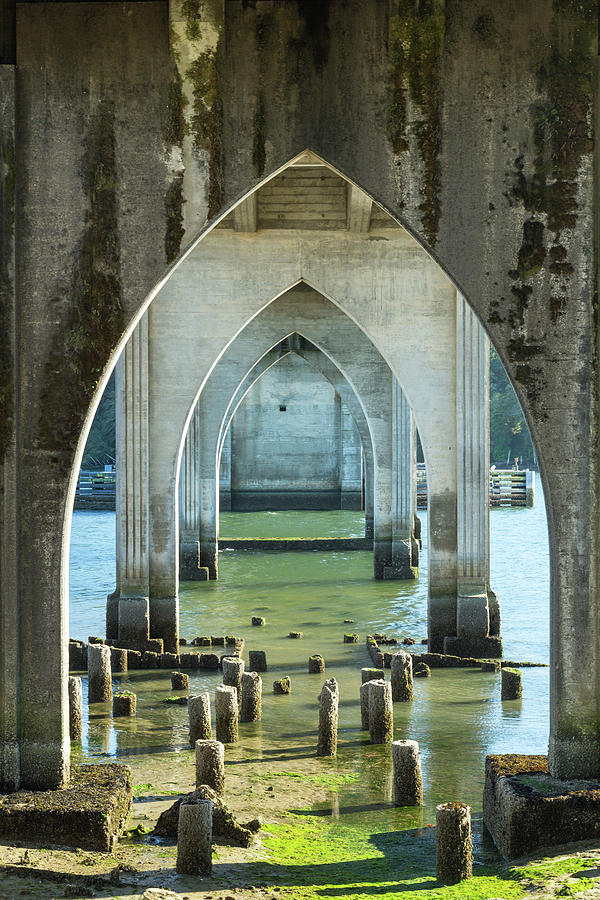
[360, 681, 372, 731]
[189, 693, 212, 745]
[392, 740, 422, 806]
[317, 679, 338, 757]
[215, 685, 238, 743]
[113, 691, 136, 716]
[368, 680, 393, 744]
[240, 672, 262, 723]
[195, 739, 225, 795]
[222, 657, 244, 699]
[309, 655, 325, 674]
[248, 650, 267, 672]
[176, 799, 213, 876]
[501, 668, 522, 700]
[87, 645, 112, 703]
[68, 677, 82, 742]
[436, 802, 473, 885]
[390, 651, 413, 703]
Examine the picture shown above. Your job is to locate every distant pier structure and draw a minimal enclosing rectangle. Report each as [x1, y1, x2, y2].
[417, 465, 534, 510]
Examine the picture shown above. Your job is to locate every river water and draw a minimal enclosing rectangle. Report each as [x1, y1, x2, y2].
[69, 486, 549, 835]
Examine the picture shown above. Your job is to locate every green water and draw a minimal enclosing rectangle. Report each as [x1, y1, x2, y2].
[69, 496, 550, 862]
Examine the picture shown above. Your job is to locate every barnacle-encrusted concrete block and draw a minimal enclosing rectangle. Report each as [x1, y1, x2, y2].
[484, 754, 600, 859]
[0, 764, 132, 851]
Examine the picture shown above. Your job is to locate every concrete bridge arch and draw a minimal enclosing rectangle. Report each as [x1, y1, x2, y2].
[3, 0, 595, 792]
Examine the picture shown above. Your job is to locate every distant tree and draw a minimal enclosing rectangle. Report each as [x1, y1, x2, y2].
[489, 348, 535, 467]
[81, 373, 115, 468]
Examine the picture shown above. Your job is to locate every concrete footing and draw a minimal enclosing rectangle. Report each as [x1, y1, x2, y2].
[118, 597, 150, 647]
[444, 635, 502, 658]
[180, 542, 209, 581]
[390, 651, 413, 702]
[189, 693, 212, 745]
[368, 680, 393, 744]
[176, 799, 213, 876]
[88, 644, 112, 703]
[317, 679, 338, 757]
[240, 672, 262, 722]
[195, 739, 225, 795]
[68, 676, 82, 742]
[392, 740, 422, 805]
[215, 685, 238, 743]
[0, 764, 132, 851]
[483, 754, 600, 858]
[436, 802, 472, 885]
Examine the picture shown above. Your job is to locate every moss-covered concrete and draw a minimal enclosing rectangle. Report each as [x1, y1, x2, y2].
[388, 0, 445, 246]
[0, 764, 132, 852]
[0, 81, 15, 461]
[39, 101, 124, 453]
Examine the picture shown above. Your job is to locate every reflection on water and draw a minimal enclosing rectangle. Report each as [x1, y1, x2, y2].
[69, 489, 550, 828]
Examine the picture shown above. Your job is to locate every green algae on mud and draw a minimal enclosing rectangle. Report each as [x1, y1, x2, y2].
[259, 813, 527, 899]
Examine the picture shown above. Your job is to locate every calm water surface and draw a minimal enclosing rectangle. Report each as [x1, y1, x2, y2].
[69, 487, 550, 834]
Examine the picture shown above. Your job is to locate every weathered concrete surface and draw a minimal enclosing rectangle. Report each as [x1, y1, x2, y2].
[484, 754, 600, 859]
[7, 2, 171, 788]
[1, 0, 597, 786]
[0, 764, 132, 850]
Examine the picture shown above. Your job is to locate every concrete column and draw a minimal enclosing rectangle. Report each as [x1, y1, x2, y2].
[180, 402, 201, 580]
[389, 378, 418, 578]
[0, 64, 20, 791]
[109, 315, 149, 641]
[340, 402, 363, 510]
[219, 427, 232, 511]
[147, 301, 179, 652]
[444, 295, 501, 658]
[168, 0, 224, 242]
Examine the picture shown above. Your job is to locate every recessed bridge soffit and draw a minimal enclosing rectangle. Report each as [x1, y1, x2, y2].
[218, 158, 398, 234]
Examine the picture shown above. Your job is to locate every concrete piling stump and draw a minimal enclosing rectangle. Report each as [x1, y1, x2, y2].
[390, 650, 414, 702]
[414, 662, 431, 678]
[215, 685, 239, 743]
[251, 616, 265, 626]
[361, 667, 384, 683]
[308, 654, 325, 673]
[109, 646, 128, 673]
[240, 671, 262, 722]
[344, 633, 359, 643]
[273, 677, 291, 694]
[435, 802, 472, 885]
[87, 643, 112, 703]
[222, 657, 245, 699]
[113, 691, 136, 716]
[195, 739, 225, 795]
[317, 678, 339, 757]
[368, 679, 393, 744]
[248, 650, 267, 672]
[289, 631, 303, 639]
[176, 799, 213, 876]
[392, 740, 423, 805]
[360, 681, 372, 730]
[68, 676, 82, 742]
[171, 671, 190, 690]
[189, 692, 212, 745]
[501, 667, 522, 699]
